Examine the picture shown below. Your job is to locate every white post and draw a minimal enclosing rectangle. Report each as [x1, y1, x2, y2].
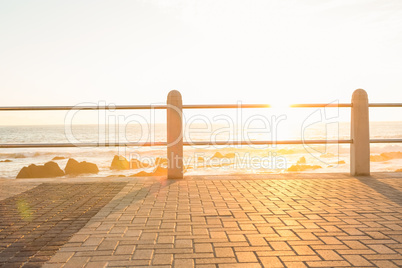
[167, 90, 183, 179]
[350, 89, 370, 176]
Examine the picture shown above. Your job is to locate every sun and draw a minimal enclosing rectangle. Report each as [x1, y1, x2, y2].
[270, 98, 292, 109]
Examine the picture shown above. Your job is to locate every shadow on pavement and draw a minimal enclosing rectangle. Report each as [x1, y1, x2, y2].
[355, 175, 402, 207]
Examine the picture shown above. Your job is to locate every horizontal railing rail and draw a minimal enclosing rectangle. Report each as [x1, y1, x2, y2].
[369, 139, 402, 143]
[0, 89, 401, 177]
[367, 103, 402, 107]
[0, 105, 168, 111]
[0, 142, 166, 148]
[2, 139, 402, 149]
[0, 103, 401, 111]
[0, 140, 355, 148]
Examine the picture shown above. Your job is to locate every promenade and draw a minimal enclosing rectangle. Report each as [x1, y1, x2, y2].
[0, 173, 401, 267]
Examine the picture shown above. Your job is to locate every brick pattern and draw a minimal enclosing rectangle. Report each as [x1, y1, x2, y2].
[44, 176, 402, 267]
[0, 180, 41, 201]
[0, 182, 126, 267]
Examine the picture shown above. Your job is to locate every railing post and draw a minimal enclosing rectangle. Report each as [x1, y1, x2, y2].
[350, 89, 370, 176]
[167, 90, 183, 179]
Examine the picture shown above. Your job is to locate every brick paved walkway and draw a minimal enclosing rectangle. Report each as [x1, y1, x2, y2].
[0, 173, 401, 267]
[0, 182, 126, 267]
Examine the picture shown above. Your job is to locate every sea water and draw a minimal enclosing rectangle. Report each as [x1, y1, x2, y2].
[0, 121, 401, 179]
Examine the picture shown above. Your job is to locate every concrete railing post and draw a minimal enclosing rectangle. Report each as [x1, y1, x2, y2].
[350, 89, 370, 176]
[167, 90, 183, 179]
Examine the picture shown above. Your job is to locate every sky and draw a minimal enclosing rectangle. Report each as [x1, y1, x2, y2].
[0, 0, 402, 125]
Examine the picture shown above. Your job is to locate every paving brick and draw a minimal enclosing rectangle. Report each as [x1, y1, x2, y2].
[364, 253, 402, 260]
[235, 251, 258, 262]
[368, 244, 396, 254]
[210, 231, 227, 239]
[215, 247, 235, 258]
[315, 249, 344, 260]
[320, 237, 342, 245]
[343, 240, 368, 249]
[270, 241, 291, 251]
[153, 253, 173, 265]
[132, 249, 154, 260]
[175, 253, 214, 259]
[343, 254, 373, 266]
[287, 262, 309, 268]
[247, 237, 268, 246]
[107, 259, 150, 266]
[63, 256, 89, 268]
[280, 255, 321, 262]
[228, 234, 246, 242]
[85, 261, 108, 268]
[90, 255, 130, 262]
[196, 257, 237, 264]
[336, 249, 376, 255]
[292, 245, 315, 255]
[306, 260, 351, 267]
[195, 243, 213, 253]
[259, 256, 284, 267]
[174, 258, 194, 267]
[114, 245, 135, 255]
[196, 265, 217, 268]
[175, 239, 193, 248]
[97, 239, 118, 251]
[371, 260, 400, 268]
[83, 237, 103, 247]
[219, 263, 261, 268]
[47, 252, 74, 263]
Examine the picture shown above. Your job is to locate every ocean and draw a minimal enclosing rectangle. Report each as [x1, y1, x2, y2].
[0, 121, 401, 179]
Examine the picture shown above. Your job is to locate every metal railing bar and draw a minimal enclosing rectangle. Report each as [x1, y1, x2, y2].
[0, 104, 275, 110]
[0, 139, 353, 148]
[1, 103, 401, 111]
[289, 104, 352, 108]
[0, 142, 167, 148]
[183, 140, 352, 145]
[369, 103, 402, 107]
[183, 104, 272, 109]
[0, 105, 167, 111]
[3, 139, 402, 149]
[369, 139, 402, 143]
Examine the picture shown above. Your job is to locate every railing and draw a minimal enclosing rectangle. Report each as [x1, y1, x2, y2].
[0, 89, 401, 178]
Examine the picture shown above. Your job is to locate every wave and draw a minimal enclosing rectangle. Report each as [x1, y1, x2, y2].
[0, 153, 30, 159]
[370, 151, 402, 162]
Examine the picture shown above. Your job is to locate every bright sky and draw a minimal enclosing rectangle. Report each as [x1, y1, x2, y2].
[0, 0, 401, 125]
